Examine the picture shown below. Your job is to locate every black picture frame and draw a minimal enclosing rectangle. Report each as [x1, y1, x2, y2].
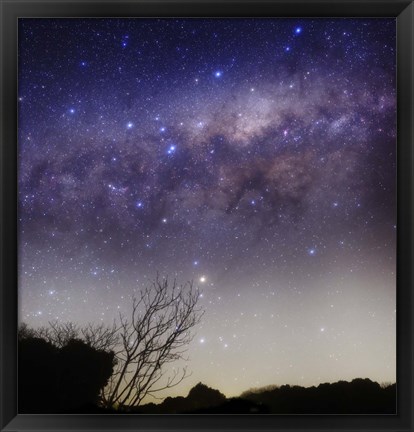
[1, 0, 412, 431]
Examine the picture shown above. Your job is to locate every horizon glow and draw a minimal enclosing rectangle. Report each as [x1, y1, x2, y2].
[18, 18, 396, 400]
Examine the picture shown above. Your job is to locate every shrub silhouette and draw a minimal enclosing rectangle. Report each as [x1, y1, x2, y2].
[18, 276, 203, 411]
[18, 323, 396, 414]
[57, 339, 115, 411]
[131, 382, 226, 414]
[19, 335, 115, 413]
[190, 396, 269, 414]
[159, 396, 188, 414]
[186, 382, 227, 411]
[240, 378, 396, 414]
[18, 337, 59, 413]
[131, 379, 395, 414]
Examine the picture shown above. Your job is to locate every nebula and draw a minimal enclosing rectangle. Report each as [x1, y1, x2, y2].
[18, 18, 396, 398]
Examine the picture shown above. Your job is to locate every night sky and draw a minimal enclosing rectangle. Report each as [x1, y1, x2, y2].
[18, 18, 396, 398]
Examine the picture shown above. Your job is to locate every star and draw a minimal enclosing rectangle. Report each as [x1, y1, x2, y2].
[167, 145, 176, 154]
[18, 18, 397, 404]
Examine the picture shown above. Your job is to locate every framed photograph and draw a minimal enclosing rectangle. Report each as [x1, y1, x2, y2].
[1, 0, 413, 431]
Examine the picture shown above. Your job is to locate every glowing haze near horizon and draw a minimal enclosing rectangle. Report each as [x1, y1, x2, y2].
[18, 18, 396, 399]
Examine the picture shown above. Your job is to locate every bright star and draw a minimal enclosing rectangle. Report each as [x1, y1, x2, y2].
[308, 248, 316, 256]
[295, 27, 302, 34]
[214, 71, 222, 78]
[69, 108, 75, 114]
[199, 276, 206, 283]
[285, 46, 291, 52]
[160, 127, 166, 132]
[199, 338, 205, 344]
[167, 145, 176, 155]
[136, 201, 143, 208]
[127, 122, 133, 129]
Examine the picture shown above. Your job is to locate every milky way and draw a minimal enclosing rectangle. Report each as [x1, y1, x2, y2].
[18, 18, 396, 398]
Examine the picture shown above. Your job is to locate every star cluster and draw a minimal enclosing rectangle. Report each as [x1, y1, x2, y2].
[18, 18, 396, 397]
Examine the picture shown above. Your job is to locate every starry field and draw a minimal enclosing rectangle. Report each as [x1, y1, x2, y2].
[18, 18, 396, 398]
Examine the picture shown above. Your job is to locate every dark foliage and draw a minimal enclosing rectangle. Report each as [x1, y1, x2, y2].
[190, 397, 270, 414]
[132, 383, 226, 414]
[134, 379, 395, 414]
[240, 378, 396, 414]
[18, 277, 203, 412]
[186, 382, 227, 411]
[19, 334, 115, 413]
[18, 322, 395, 415]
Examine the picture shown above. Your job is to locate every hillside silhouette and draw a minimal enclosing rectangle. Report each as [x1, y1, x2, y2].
[19, 327, 395, 414]
[132, 383, 228, 413]
[132, 379, 395, 414]
[236, 379, 396, 414]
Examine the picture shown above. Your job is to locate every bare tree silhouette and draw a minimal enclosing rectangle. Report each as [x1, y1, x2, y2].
[20, 321, 119, 351]
[19, 276, 203, 410]
[102, 276, 203, 409]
